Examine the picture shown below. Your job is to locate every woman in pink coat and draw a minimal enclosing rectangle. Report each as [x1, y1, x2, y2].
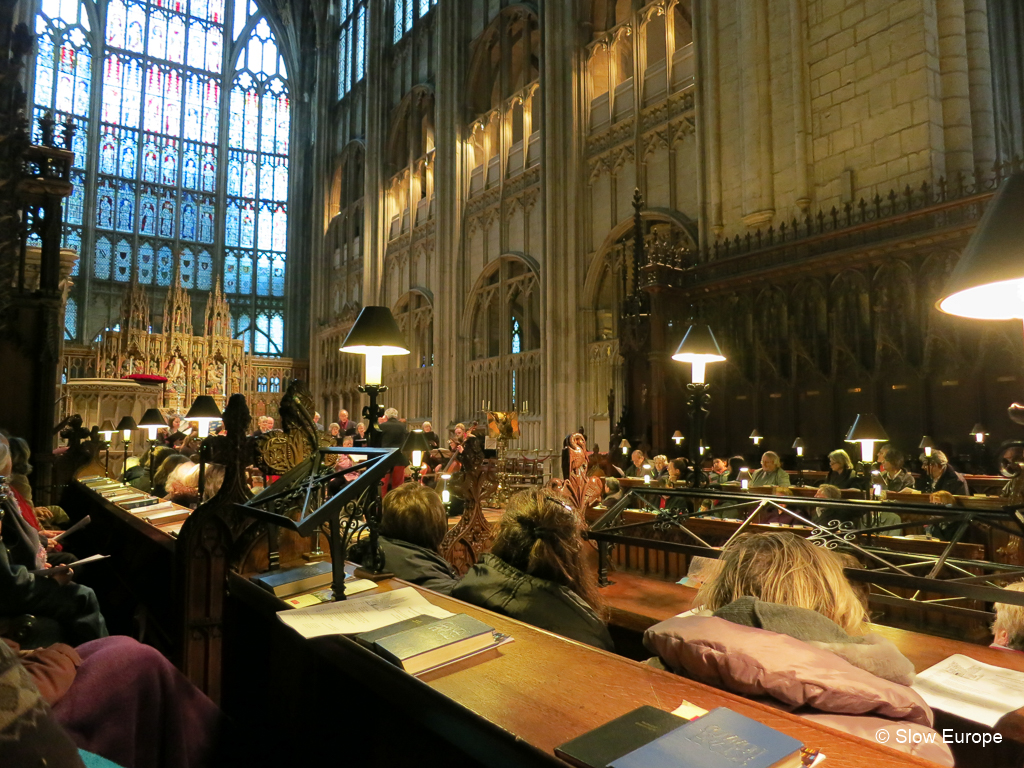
[644, 531, 954, 766]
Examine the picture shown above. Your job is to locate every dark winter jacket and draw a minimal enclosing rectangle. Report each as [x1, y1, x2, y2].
[451, 553, 614, 651]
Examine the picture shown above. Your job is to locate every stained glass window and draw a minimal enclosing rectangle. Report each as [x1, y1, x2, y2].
[34, 0, 91, 259]
[32, 0, 294, 359]
[511, 317, 522, 354]
[338, 1, 366, 98]
[64, 296, 78, 341]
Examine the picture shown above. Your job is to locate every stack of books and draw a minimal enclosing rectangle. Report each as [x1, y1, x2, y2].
[79, 477, 192, 537]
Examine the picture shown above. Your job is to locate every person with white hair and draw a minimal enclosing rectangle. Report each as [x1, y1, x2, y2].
[379, 407, 409, 495]
[992, 580, 1024, 651]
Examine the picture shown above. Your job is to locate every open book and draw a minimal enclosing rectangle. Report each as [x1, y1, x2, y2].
[277, 587, 454, 638]
[912, 654, 1024, 727]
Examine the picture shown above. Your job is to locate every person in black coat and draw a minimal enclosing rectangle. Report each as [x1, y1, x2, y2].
[349, 483, 458, 594]
[452, 488, 614, 651]
[820, 449, 861, 489]
[420, 422, 440, 450]
[378, 408, 409, 492]
[916, 450, 970, 496]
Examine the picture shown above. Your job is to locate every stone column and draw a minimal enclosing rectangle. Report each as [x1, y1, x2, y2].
[964, 0, 996, 174]
[432, 0, 465, 428]
[937, 0, 975, 178]
[540, 0, 585, 450]
[362, 2, 387, 304]
[789, 0, 811, 211]
[700, 0, 723, 238]
[739, 0, 774, 228]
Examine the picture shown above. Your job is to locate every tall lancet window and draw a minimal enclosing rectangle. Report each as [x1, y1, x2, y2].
[33, 0, 93, 271]
[29, 0, 294, 355]
[225, 16, 288, 356]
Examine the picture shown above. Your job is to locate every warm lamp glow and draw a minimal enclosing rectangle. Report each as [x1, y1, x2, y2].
[919, 435, 936, 457]
[99, 419, 116, 442]
[750, 430, 762, 446]
[937, 173, 1024, 320]
[738, 467, 752, 490]
[971, 423, 987, 444]
[792, 437, 805, 457]
[672, 430, 684, 445]
[845, 413, 889, 463]
[620, 438, 630, 455]
[339, 306, 410, 386]
[643, 464, 651, 484]
[672, 325, 726, 384]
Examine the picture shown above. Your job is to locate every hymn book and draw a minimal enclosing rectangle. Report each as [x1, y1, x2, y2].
[609, 708, 804, 768]
[372, 614, 499, 675]
[554, 706, 691, 768]
[251, 561, 335, 597]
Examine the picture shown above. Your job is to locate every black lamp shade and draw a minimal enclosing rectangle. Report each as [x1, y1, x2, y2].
[845, 413, 889, 443]
[970, 423, 987, 435]
[115, 416, 137, 432]
[403, 429, 431, 456]
[749, 429, 762, 439]
[185, 395, 222, 421]
[339, 306, 410, 355]
[671, 324, 726, 362]
[139, 408, 166, 429]
[938, 173, 1024, 319]
[99, 419, 116, 434]
[919, 435, 936, 450]
[792, 438, 805, 450]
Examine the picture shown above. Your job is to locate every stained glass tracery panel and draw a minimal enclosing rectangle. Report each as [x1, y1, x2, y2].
[227, 16, 289, 355]
[34, 0, 292, 358]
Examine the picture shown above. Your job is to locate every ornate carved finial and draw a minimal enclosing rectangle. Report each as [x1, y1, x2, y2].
[38, 111, 55, 147]
[61, 116, 76, 152]
[557, 433, 602, 520]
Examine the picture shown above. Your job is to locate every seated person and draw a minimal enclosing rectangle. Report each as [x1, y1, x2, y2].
[328, 422, 341, 440]
[724, 456, 745, 483]
[811, 483, 842, 523]
[0, 491, 107, 645]
[350, 483, 458, 594]
[820, 449, 859, 489]
[926, 490, 961, 540]
[877, 446, 915, 492]
[9, 436, 69, 528]
[991, 580, 1024, 651]
[750, 450, 790, 488]
[759, 487, 800, 525]
[152, 453, 190, 498]
[163, 462, 199, 508]
[651, 455, 668, 481]
[452, 489, 614, 651]
[644, 532, 953, 766]
[707, 456, 728, 485]
[601, 477, 623, 506]
[130, 446, 175, 493]
[916, 450, 969, 495]
[624, 450, 647, 478]
[10, 634, 226, 767]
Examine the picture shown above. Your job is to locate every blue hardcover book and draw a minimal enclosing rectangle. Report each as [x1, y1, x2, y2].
[609, 707, 804, 768]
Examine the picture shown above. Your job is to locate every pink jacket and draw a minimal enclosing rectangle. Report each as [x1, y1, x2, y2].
[645, 615, 954, 765]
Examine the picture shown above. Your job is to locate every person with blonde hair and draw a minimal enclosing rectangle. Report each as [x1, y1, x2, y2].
[644, 531, 953, 765]
[992, 580, 1024, 651]
[820, 449, 858, 489]
[452, 489, 613, 650]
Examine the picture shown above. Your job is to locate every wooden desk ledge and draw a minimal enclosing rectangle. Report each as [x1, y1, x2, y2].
[231, 571, 942, 768]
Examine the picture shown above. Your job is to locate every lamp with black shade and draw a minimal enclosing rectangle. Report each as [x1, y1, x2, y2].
[339, 306, 410, 449]
[919, 435, 936, 458]
[186, 396, 222, 497]
[749, 429, 763, 446]
[138, 408, 166, 486]
[671, 324, 726, 488]
[937, 172, 1024, 429]
[403, 429, 430, 483]
[98, 419, 116, 476]
[619, 438, 630, 456]
[846, 413, 889, 486]
[115, 416, 136, 476]
[672, 430, 684, 446]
